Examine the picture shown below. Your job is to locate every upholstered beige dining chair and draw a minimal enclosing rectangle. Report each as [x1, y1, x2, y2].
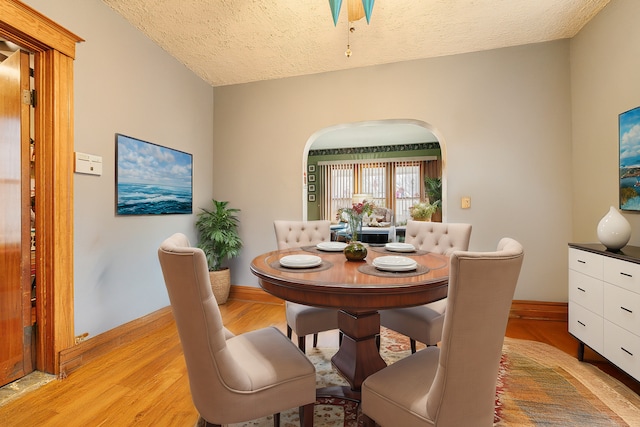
[361, 238, 524, 427]
[273, 220, 341, 352]
[158, 233, 316, 427]
[379, 221, 472, 352]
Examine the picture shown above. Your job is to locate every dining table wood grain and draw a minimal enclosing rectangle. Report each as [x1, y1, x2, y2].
[250, 246, 450, 394]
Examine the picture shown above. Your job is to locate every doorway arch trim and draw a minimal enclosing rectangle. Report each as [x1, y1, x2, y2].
[302, 119, 447, 221]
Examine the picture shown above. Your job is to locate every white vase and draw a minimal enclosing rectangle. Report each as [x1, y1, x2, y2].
[597, 206, 631, 251]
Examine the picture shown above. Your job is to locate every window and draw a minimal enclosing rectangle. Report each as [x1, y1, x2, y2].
[318, 157, 438, 223]
[394, 162, 422, 223]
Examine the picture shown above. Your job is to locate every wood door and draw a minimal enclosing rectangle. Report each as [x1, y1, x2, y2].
[0, 49, 33, 387]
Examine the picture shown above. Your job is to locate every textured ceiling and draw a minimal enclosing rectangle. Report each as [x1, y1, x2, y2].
[101, 0, 610, 88]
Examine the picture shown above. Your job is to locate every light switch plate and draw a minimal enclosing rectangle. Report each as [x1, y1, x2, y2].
[461, 197, 471, 209]
[75, 152, 102, 176]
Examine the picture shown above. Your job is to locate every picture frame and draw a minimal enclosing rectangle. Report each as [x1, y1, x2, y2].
[308, 194, 316, 202]
[619, 106, 640, 211]
[308, 174, 316, 182]
[308, 184, 316, 192]
[308, 164, 316, 173]
[115, 133, 193, 215]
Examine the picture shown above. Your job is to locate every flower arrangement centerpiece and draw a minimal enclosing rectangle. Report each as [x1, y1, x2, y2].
[337, 199, 375, 261]
[338, 200, 375, 242]
[409, 201, 438, 221]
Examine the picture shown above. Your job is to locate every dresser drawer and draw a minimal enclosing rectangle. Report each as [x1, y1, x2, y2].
[568, 302, 603, 353]
[569, 269, 603, 315]
[604, 256, 640, 293]
[569, 248, 603, 280]
[604, 321, 640, 382]
[604, 283, 640, 335]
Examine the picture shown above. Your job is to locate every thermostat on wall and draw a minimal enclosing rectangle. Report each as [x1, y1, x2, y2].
[74, 152, 103, 176]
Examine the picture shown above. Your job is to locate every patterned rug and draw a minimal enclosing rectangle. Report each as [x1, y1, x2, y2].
[229, 328, 640, 427]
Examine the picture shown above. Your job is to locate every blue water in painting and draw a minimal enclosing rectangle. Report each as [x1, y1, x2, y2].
[117, 183, 192, 215]
[620, 176, 640, 211]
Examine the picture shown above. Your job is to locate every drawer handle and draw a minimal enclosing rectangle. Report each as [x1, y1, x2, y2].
[620, 272, 633, 278]
[577, 260, 586, 264]
[577, 287, 586, 292]
[621, 306, 633, 314]
[577, 320, 586, 327]
[621, 347, 634, 356]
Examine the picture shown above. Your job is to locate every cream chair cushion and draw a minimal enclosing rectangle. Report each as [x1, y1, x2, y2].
[273, 220, 340, 352]
[380, 221, 472, 349]
[404, 220, 472, 255]
[158, 233, 316, 425]
[362, 238, 524, 427]
[274, 220, 331, 249]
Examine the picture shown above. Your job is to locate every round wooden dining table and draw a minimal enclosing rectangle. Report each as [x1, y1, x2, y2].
[250, 245, 450, 395]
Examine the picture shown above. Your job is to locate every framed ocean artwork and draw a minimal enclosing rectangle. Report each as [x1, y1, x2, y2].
[620, 106, 640, 211]
[115, 133, 193, 215]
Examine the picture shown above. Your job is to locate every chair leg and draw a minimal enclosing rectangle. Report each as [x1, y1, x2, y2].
[300, 402, 314, 427]
[287, 324, 293, 339]
[339, 331, 343, 346]
[298, 335, 306, 352]
[410, 338, 417, 354]
[375, 334, 380, 351]
[313, 333, 318, 348]
[273, 412, 280, 427]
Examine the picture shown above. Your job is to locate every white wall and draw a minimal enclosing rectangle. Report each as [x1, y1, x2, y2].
[24, 0, 214, 337]
[570, 0, 640, 243]
[213, 41, 574, 302]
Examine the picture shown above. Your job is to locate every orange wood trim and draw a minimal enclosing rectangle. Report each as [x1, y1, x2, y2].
[229, 285, 284, 305]
[0, 0, 84, 58]
[56, 296, 566, 376]
[59, 307, 174, 377]
[509, 300, 568, 321]
[0, 0, 82, 375]
[34, 49, 76, 375]
[229, 288, 567, 321]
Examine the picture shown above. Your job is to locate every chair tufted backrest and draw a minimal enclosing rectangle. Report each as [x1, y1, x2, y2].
[274, 220, 331, 250]
[426, 238, 524, 426]
[404, 221, 472, 255]
[158, 233, 253, 420]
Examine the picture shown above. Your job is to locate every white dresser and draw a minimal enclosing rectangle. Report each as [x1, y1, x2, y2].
[568, 243, 640, 381]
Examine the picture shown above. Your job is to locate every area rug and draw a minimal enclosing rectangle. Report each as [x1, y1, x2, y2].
[228, 328, 640, 427]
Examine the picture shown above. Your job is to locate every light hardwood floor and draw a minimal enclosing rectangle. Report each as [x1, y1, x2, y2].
[0, 299, 638, 426]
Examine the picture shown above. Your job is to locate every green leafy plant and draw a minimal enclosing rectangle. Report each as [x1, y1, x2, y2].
[195, 199, 242, 271]
[409, 201, 438, 221]
[425, 176, 442, 209]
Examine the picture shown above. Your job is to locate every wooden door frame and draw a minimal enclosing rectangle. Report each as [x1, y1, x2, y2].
[0, 0, 83, 375]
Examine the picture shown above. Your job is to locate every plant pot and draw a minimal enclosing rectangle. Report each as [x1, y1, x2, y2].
[209, 268, 230, 304]
[344, 241, 367, 261]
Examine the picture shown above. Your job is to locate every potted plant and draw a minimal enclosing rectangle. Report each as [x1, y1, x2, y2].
[195, 199, 243, 304]
[409, 201, 438, 222]
[425, 176, 442, 222]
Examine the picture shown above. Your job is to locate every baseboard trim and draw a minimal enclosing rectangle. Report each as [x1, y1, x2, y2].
[509, 300, 568, 321]
[57, 288, 566, 376]
[58, 306, 174, 377]
[229, 284, 284, 305]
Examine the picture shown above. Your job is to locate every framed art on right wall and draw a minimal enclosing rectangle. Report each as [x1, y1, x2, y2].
[619, 106, 640, 211]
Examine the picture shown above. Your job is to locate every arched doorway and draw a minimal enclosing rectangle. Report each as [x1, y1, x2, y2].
[302, 119, 445, 226]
